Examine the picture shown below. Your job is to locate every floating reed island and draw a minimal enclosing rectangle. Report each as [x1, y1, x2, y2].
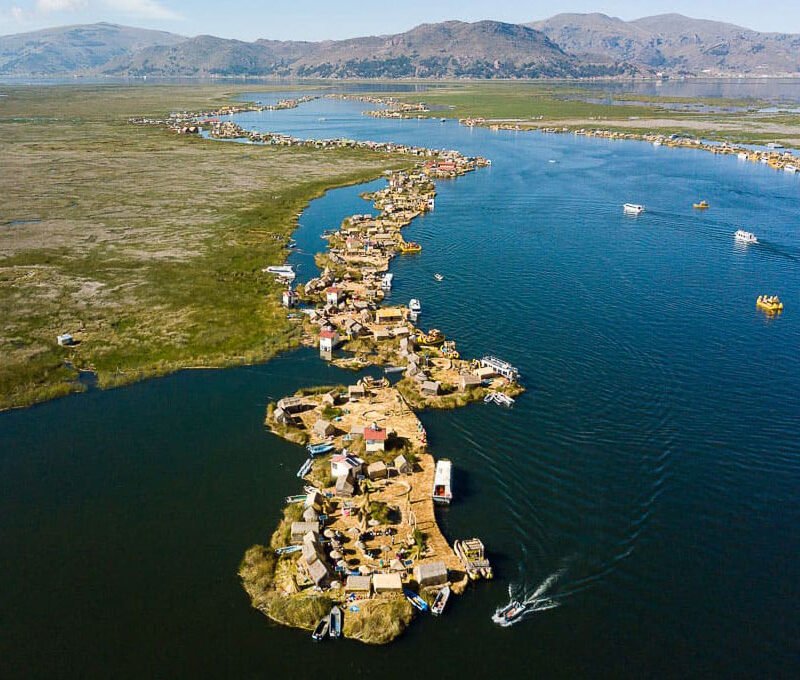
[462, 117, 800, 174]
[242, 147, 519, 645]
[129, 100, 515, 644]
[320, 93, 799, 174]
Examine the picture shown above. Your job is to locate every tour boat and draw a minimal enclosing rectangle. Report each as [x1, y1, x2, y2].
[737, 152, 749, 160]
[693, 200, 709, 209]
[785, 164, 798, 174]
[735, 230, 758, 244]
[328, 606, 343, 639]
[493, 601, 525, 625]
[381, 273, 394, 290]
[312, 615, 330, 641]
[623, 203, 645, 215]
[264, 265, 296, 281]
[756, 295, 784, 314]
[307, 442, 335, 457]
[434, 273, 444, 281]
[431, 585, 451, 616]
[403, 588, 429, 612]
[432, 458, 453, 505]
[409, 298, 422, 313]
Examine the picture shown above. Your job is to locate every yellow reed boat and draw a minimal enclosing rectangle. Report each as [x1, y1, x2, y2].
[756, 295, 784, 314]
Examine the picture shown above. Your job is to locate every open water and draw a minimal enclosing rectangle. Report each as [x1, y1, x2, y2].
[1, 91, 799, 679]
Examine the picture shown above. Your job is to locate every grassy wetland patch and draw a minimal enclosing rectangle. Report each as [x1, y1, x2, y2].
[0, 84, 410, 410]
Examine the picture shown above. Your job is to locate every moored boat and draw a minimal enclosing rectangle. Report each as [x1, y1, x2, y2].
[399, 241, 422, 254]
[454, 538, 493, 580]
[381, 273, 394, 290]
[432, 459, 453, 505]
[735, 229, 758, 244]
[312, 615, 330, 641]
[409, 298, 421, 313]
[756, 295, 784, 314]
[307, 442, 335, 457]
[296, 458, 313, 478]
[417, 328, 445, 347]
[623, 203, 645, 215]
[403, 588, 429, 612]
[328, 606, 342, 639]
[431, 585, 451, 616]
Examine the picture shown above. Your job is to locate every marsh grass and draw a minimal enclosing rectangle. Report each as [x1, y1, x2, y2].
[0, 84, 410, 409]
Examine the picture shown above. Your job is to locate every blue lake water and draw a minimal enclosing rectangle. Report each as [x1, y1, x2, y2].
[2, 92, 799, 678]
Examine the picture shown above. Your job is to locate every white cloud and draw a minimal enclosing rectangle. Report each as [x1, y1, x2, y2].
[35, 0, 89, 12]
[102, 0, 181, 20]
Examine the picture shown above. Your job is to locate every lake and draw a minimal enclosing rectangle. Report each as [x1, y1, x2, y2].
[1, 91, 799, 679]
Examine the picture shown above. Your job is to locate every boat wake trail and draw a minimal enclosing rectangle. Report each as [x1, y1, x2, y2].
[491, 564, 568, 627]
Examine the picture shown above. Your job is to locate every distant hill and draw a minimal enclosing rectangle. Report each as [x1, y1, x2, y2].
[528, 13, 800, 76]
[2, 14, 798, 79]
[106, 20, 632, 79]
[0, 22, 185, 75]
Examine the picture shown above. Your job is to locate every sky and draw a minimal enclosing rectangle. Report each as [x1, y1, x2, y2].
[2, 0, 800, 40]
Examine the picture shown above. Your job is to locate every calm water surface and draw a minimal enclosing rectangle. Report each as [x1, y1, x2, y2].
[2, 92, 799, 679]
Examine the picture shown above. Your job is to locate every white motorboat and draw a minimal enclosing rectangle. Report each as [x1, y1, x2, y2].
[381, 273, 394, 290]
[434, 273, 444, 282]
[735, 229, 758, 244]
[431, 585, 451, 616]
[409, 299, 421, 313]
[623, 203, 645, 215]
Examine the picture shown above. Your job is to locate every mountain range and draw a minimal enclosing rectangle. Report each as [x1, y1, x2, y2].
[1, 14, 799, 79]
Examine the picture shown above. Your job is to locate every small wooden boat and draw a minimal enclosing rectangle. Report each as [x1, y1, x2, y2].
[296, 458, 313, 478]
[312, 615, 330, 641]
[275, 545, 302, 556]
[328, 606, 343, 639]
[307, 442, 335, 457]
[403, 588, 429, 612]
[431, 585, 451, 616]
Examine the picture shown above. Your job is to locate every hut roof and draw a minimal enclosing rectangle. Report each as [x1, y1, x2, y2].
[345, 575, 372, 592]
[372, 572, 403, 592]
[413, 560, 448, 586]
[306, 557, 330, 586]
[291, 521, 319, 537]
